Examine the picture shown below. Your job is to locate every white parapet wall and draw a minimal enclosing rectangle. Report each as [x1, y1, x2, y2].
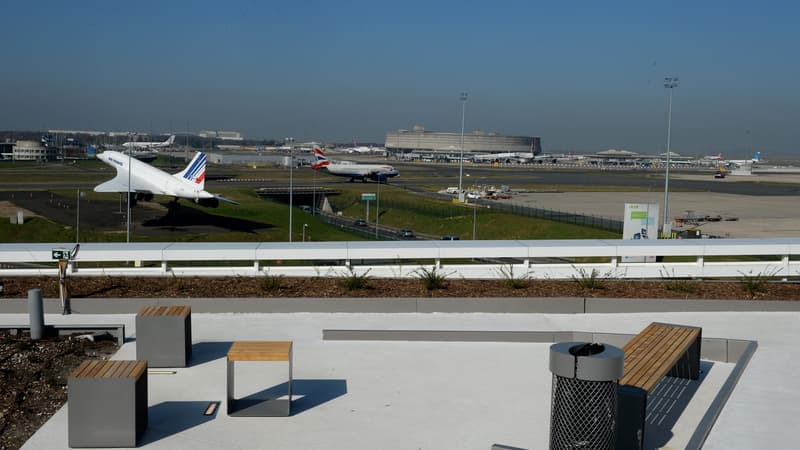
[0, 239, 798, 279]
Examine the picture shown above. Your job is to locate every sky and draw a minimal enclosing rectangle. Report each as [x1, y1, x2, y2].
[1, 1, 798, 156]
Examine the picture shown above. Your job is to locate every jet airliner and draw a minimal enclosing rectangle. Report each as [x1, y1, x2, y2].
[122, 135, 176, 149]
[311, 146, 399, 182]
[94, 151, 238, 207]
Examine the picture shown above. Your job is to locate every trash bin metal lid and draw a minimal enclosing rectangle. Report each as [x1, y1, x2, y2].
[549, 342, 624, 381]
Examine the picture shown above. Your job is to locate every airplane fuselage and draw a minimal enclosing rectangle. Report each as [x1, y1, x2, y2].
[96, 151, 214, 200]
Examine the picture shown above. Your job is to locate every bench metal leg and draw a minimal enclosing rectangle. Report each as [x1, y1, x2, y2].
[668, 331, 702, 380]
[617, 385, 647, 450]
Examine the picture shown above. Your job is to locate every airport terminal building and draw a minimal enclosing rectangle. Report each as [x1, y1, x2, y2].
[385, 126, 541, 159]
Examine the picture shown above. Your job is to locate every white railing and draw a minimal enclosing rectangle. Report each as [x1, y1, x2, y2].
[1, 239, 798, 279]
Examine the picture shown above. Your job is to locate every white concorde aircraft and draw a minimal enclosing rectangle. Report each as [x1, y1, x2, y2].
[311, 146, 399, 182]
[94, 151, 238, 207]
[122, 135, 175, 149]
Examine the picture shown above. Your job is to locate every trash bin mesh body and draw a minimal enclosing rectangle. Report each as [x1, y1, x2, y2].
[550, 374, 617, 450]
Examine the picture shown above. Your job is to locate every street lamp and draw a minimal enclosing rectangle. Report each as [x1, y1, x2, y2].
[302, 223, 308, 242]
[662, 77, 678, 237]
[472, 200, 477, 240]
[286, 137, 295, 242]
[126, 133, 132, 243]
[458, 92, 468, 199]
[75, 190, 85, 243]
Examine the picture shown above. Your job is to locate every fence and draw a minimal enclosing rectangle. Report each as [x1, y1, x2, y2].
[1, 239, 798, 279]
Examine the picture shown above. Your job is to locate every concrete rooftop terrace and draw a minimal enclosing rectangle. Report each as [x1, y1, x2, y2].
[11, 310, 799, 450]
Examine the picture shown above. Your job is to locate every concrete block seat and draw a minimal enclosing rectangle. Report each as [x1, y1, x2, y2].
[136, 306, 192, 367]
[68, 360, 148, 448]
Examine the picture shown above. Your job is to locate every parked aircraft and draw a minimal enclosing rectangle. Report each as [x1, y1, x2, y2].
[311, 146, 399, 182]
[703, 153, 723, 160]
[727, 152, 762, 167]
[94, 150, 238, 207]
[122, 135, 176, 149]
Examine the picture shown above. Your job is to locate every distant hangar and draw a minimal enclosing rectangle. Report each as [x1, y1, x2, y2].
[385, 125, 541, 159]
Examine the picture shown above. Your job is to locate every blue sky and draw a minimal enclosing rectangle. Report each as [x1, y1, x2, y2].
[1, 1, 798, 156]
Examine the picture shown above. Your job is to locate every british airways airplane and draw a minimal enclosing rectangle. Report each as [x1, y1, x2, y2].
[311, 146, 399, 182]
[94, 151, 238, 207]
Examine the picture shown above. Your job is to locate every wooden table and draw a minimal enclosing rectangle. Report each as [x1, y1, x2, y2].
[227, 341, 293, 417]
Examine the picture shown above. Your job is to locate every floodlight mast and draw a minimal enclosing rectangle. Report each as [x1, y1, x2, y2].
[662, 77, 678, 237]
[458, 92, 468, 197]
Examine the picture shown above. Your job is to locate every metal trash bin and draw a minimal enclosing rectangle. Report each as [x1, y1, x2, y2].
[549, 342, 624, 450]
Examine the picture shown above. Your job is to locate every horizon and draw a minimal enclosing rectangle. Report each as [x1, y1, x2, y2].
[1, 1, 798, 156]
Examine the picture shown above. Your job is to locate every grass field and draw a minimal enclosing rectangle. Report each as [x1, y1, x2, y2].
[0, 158, 623, 243]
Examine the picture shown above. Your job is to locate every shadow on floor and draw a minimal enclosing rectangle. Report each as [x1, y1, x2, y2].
[643, 360, 714, 449]
[241, 379, 348, 416]
[189, 341, 233, 367]
[140, 400, 219, 445]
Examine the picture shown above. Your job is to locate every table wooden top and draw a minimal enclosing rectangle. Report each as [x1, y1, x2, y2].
[227, 341, 292, 362]
[69, 360, 147, 380]
[138, 305, 191, 318]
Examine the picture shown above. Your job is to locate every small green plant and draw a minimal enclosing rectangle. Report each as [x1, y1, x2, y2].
[415, 266, 451, 290]
[738, 269, 778, 297]
[260, 273, 285, 292]
[497, 265, 530, 289]
[339, 267, 371, 291]
[659, 268, 697, 293]
[571, 267, 608, 290]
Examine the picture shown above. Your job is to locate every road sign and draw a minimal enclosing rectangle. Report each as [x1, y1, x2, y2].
[52, 249, 70, 260]
[361, 193, 376, 201]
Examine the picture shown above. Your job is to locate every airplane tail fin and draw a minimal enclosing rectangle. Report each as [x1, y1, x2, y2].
[753, 151, 760, 162]
[175, 152, 207, 189]
[166, 135, 176, 145]
[311, 146, 329, 170]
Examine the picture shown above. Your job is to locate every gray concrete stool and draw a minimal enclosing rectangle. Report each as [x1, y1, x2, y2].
[68, 360, 148, 448]
[136, 306, 192, 367]
[227, 341, 293, 417]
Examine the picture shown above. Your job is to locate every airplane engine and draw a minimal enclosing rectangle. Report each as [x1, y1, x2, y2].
[195, 197, 220, 208]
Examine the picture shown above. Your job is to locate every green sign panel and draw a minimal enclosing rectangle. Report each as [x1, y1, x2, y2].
[52, 249, 70, 260]
[630, 211, 648, 219]
[361, 193, 376, 201]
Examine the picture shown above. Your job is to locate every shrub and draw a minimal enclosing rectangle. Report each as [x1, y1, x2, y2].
[415, 267, 450, 290]
[571, 267, 608, 290]
[738, 269, 778, 297]
[659, 268, 697, 293]
[497, 265, 530, 289]
[339, 267, 371, 291]
[260, 273, 285, 292]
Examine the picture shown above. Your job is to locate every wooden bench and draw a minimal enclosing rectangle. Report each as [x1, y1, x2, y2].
[136, 305, 192, 367]
[68, 360, 148, 447]
[617, 322, 702, 449]
[227, 341, 293, 417]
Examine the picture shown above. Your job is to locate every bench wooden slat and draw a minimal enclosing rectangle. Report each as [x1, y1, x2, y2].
[625, 328, 696, 391]
[621, 324, 675, 379]
[69, 360, 147, 379]
[138, 305, 190, 317]
[620, 323, 700, 392]
[228, 341, 292, 362]
[623, 326, 689, 384]
[622, 327, 690, 388]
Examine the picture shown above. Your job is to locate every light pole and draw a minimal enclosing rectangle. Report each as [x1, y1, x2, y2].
[458, 92, 468, 199]
[286, 137, 295, 242]
[126, 133, 132, 243]
[76, 190, 85, 243]
[662, 77, 678, 237]
[375, 177, 380, 239]
[472, 200, 477, 240]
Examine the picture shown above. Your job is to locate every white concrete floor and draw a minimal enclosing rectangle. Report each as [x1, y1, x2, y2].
[13, 311, 799, 450]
